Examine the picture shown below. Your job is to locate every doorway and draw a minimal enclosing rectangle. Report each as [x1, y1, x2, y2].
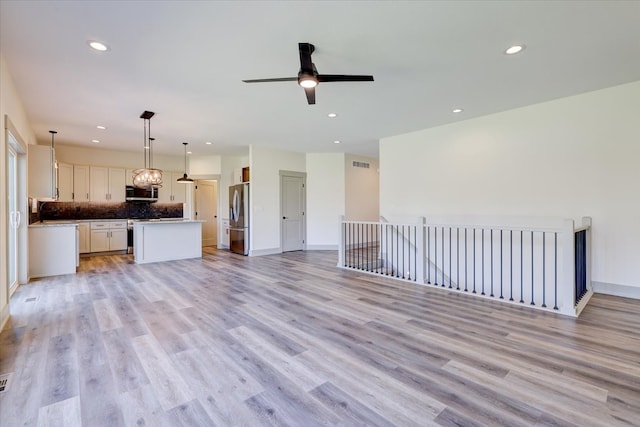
[280, 171, 306, 252]
[195, 180, 218, 247]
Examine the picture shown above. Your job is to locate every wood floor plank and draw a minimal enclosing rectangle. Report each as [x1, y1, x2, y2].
[130, 334, 195, 411]
[2, 248, 640, 426]
[36, 395, 82, 427]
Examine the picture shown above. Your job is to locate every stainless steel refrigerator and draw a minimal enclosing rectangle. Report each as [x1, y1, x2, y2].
[229, 183, 249, 255]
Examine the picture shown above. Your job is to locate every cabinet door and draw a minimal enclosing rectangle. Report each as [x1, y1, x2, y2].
[157, 177, 173, 203]
[57, 163, 74, 201]
[108, 168, 126, 202]
[28, 145, 56, 199]
[172, 172, 187, 203]
[78, 223, 90, 253]
[90, 229, 110, 252]
[74, 165, 90, 202]
[90, 166, 109, 201]
[110, 228, 128, 251]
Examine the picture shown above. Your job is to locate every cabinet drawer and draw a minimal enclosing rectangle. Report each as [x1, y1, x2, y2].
[110, 221, 127, 229]
[91, 222, 111, 229]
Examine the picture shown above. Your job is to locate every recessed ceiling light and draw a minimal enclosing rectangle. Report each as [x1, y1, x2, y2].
[187, 151, 192, 154]
[505, 45, 525, 55]
[333, 140, 341, 144]
[91, 139, 100, 143]
[88, 40, 110, 52]
[452, 108, 463, 113]
[205, 141, 212, 145]
[96, 125, 106, 130]
[327, 113, 337, 118]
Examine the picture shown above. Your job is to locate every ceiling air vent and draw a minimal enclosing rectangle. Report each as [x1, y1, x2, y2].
[352, 161, 370, 169]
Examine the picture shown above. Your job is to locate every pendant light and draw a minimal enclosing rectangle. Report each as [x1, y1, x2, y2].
[176, 142, 194, 184]
[132, 110, 163, 188]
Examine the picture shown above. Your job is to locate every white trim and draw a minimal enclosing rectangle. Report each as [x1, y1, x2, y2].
[249, 247, 281, 257]
[592, 281, 640, 299]
[306, 244, 338, 251]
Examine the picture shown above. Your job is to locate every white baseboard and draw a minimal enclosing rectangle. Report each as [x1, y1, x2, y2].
[592, 281, 640, 299]
[306, 244, 338, 251]
[249, 248, 282, 257]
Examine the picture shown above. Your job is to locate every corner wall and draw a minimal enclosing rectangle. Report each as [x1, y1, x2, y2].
[380, 81, 640, 296]
[306, 153, 345, 249]
[249, 146, 305, 255]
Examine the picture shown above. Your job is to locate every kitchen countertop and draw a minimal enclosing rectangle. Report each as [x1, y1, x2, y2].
[132, 219, 204, 224]
[28, 222, 79, 228]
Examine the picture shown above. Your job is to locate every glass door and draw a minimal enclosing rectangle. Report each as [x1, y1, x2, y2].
[8, 144, 19, 291]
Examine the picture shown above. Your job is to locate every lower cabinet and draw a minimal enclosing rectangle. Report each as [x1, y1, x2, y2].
[78, 223, 91, 254]
[90, 221, 127, 252]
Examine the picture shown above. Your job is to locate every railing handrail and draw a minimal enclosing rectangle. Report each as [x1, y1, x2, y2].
[339, 215, 593, 317]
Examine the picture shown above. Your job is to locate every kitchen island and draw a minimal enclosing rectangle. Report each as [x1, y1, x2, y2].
[133, 219, 203, 264]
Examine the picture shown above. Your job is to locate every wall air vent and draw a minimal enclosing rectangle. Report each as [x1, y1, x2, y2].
[352, 161, 370, 169]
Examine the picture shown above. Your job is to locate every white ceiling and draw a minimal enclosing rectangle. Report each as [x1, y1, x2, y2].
[1, 1, 639, 158]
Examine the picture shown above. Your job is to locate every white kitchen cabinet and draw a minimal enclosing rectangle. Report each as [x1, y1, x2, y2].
[28, 144, 57, 199]
[57, 162, 74, 201]
[158, 171, 187, 203]
[58, 163, 90, 202]
[90, 221, 127, 252]
[90, 167, 126, 201]
[78, 223, 90, 253]
[29, 224, 77, 278]
[74, 165, 90, 202]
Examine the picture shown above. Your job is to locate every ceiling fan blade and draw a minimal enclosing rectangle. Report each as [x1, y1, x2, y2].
[298, 43, 315, 72]
[242, 77, 297, 83]
[317, 74, 374, 83]
[304, 87, 316, 105]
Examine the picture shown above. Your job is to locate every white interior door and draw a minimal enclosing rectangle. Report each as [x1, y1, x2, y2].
[281, 174, 305, 252]
[196, 180, 218, 247]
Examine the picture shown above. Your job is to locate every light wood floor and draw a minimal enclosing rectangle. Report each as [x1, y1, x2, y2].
[1, 248, 639, 426]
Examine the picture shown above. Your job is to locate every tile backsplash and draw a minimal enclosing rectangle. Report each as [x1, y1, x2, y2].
[31, 201, 183, 223]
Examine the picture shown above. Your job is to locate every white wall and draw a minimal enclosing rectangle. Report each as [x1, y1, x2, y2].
[380, 81, 640, 295]
[249, 145, 305, 254]
[306, 153, 345, 249]
[55, 144, 183, 171]
[345, 154, 379, 221]
[1, 53, 37, 329]
[190, 154, 222, 176]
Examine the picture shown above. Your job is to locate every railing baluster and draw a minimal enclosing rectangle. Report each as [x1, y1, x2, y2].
[554, 232, 559, 310]
[473, 228, 476, 294]
[481, 229, 485, 296]
[441, 226, 445, 287]
[520, 230, 524, 303]
[490, 229, 494, 297]
[542, 232, 547, 308]
[449, 227, 452, 289]
[427, 226, 431, 284]
[456, 227, 460, 290]
[464, 228, 468, 292]
[500, 229, 503, 299]
[531, 231, 535, 305]
[434, 227, 438, 286]
[509, 230, 514, 301]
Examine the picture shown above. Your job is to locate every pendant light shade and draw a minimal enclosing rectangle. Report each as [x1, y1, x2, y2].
[132, 110, 163, 188]
[176, 142, 194, 184]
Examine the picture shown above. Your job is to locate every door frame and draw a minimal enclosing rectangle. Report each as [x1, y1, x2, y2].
[194, 179, 218, 247]
[4, 115, 28, 300]
[279, 170, 307, 253]
[190, 173, 221, 245]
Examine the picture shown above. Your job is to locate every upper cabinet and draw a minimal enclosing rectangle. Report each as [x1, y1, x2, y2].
[74, 165, 90, 202]
[57, 163, 74, 201]
[89, 166, 125, 202]
[28, 145, 57, 199]
[158, 171, 186, 203]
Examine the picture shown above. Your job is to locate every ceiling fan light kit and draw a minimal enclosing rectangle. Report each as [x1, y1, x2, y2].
[242, 42, 374, 104]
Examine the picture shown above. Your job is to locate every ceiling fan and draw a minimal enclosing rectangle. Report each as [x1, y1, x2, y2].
[242, 42, 374, 105]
